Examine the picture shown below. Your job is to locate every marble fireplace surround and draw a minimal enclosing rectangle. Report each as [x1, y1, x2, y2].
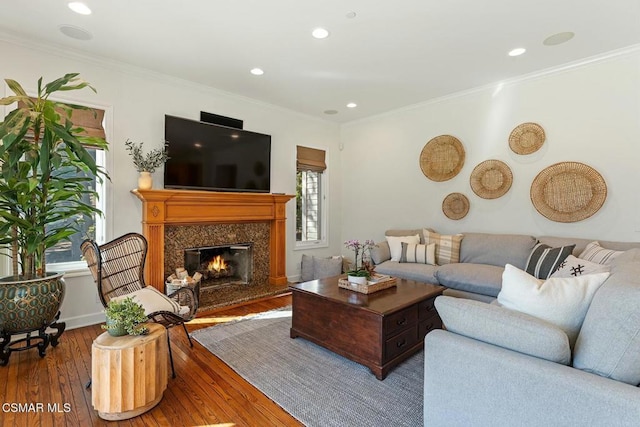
[132, 189, 294, 293]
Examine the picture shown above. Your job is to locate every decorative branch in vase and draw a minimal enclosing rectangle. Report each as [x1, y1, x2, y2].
[344, 239, 377, 284]
[125, 139, 169, 190]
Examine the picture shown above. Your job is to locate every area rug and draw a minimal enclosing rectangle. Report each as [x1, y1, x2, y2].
[191, 307, 423, 427]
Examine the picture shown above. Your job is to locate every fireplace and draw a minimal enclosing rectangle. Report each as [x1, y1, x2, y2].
[184, 243, 253, 286]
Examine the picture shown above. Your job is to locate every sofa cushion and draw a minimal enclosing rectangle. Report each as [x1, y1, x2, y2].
[385, 234, 420, 262]
[373, 260, 438, 284]
[400, 242, 436, 265]
[573, 249, 640, 385]
[436, 263, 504, 297]
[301, 254, 342, 281]
[579, 241, 625, 265]
[459, 232, 536, 269]
[435, 296, 571, 364]
[423, 229, 464, 265]
[525, 242, 575, 279]
[550, 255, 610, 278]
[498, 264, 609, 346]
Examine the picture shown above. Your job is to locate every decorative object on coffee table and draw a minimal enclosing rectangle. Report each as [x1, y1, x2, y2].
[420, 135, 465, 182]
[509, 122, 545, 155]
[442, 192, 470, 220]
[344, 239, 376, 282]
[530, 161, 607, 223]
[338, 275, 397, 294]
[470, 159, 513, 199]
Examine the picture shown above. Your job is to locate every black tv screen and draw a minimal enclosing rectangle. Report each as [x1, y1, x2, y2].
[164, 115, 271, 192]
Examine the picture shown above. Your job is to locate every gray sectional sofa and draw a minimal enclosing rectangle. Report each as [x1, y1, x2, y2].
[369, 229, 640, 426]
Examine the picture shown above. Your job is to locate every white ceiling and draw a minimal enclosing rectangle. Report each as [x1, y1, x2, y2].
[1, 0, 639, 123]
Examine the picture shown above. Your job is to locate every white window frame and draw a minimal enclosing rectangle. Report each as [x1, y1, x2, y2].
[295, 166, 328, 250]
[0, 88, 113, 278]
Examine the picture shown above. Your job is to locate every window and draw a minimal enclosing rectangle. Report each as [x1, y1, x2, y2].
[45, 105, 108, 272]
[296, 146, 327, 247]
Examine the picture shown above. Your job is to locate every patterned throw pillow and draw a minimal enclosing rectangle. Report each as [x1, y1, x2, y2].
[579, 241, 625, 265]
[385, 234, 421, 262]
[400, 242, 436, 265]
[525, 242, 575, 279]
[551, 255, 610, 278]
[423, 229, 464, 265]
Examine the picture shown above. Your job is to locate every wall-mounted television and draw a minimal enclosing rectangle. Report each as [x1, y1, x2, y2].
[164, 115, 271, 193]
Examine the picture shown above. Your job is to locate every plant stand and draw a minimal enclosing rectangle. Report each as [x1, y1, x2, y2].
[0, 311, 66, 366]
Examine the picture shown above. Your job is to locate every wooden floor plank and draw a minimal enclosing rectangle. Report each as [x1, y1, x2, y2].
[1, 293, 299, 427]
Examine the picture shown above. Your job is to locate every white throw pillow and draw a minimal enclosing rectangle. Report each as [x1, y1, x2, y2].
[111, 287, 188, 316]
[385, 234, 420, 262]
[498, 264, 610, 346]
[550, 255, 610, 278]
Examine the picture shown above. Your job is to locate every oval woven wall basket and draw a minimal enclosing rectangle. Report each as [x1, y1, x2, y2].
[442, 192, 470, 220]
[509, 122, 545, 155]
[470, 159, 513, 199]
[420, 135, 465, 182]
[530, 162, 607, 223]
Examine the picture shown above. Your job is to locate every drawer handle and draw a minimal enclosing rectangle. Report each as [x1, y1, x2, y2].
[424, 305, 435, 312]
[396, 339, 407, 348]
[396, 318, 407, 326]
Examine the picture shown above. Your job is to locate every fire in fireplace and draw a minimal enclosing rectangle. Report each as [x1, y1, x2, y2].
[184, 243, 253, 287]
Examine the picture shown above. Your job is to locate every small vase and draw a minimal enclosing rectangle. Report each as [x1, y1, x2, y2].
[105, 318, 128, 337]
[138, 171, 153, 190]
[348, 275, 368, 285]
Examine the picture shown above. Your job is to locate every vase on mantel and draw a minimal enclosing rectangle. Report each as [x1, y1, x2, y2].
[138, 171, 153, 190]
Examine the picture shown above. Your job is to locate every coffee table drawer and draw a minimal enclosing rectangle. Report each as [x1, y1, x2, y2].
[418, 315, 442, 339]
[385, 326, 418, 360]
[384, 306, 418, 337]
[418, 297, 438, 319]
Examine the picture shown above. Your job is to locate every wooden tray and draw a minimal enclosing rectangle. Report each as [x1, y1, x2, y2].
[338, 276, 397, 294]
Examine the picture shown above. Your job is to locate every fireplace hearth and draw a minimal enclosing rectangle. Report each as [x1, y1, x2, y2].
[185, 243, 253, 287]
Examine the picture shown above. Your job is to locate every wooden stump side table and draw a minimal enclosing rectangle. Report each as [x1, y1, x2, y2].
[91, 323, 168, 420]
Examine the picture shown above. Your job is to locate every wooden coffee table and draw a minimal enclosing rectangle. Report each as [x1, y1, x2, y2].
[289, 276, 444, 380]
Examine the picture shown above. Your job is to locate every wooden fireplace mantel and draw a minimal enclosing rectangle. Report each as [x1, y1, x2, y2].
[132, 189, 294, 291]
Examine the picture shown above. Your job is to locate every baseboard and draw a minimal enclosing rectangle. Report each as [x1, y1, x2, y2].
[59, 312, 105, 330]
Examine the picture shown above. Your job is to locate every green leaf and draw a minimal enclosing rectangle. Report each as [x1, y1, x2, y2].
[5, 79, 28, 97]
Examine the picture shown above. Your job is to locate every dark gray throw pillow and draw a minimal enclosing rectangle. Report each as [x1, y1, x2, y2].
[525, 242, 575, 279]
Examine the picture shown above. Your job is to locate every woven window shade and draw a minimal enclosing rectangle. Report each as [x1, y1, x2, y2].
[18, 99, 105, 139]
[296, 146, 326, 172]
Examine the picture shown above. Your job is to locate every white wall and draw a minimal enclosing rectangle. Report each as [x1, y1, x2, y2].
[0, 38, 342, 328]
[340, 48, 640, 245]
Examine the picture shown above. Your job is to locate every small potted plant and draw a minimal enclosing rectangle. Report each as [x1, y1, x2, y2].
[344, 239, 377, 285]
[102, 297, 149, 337]
[125, 139, 169, 190]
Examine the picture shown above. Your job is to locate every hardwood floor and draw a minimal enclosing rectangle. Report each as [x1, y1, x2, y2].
[1, 293, 302, 427]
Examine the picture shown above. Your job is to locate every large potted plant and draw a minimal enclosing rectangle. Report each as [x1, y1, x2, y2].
[0, 74, 109, 365]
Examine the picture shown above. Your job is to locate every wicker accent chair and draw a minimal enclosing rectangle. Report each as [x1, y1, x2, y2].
[81, 232, 199, 378]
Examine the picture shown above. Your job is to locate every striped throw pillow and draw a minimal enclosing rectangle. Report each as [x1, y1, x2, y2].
[423, 229, 464, 265]
[400, 242, 436, 265]
[525, 243, 575, 279]
[579, 241, 624, 265]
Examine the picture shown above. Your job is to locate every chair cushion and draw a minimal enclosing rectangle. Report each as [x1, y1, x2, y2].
[498, 264, 609, 346]
[435, 296, 571, 364]
[301, 254, 343, 281]
[573, 249, 640, 385]
[111, 287, 188, 316]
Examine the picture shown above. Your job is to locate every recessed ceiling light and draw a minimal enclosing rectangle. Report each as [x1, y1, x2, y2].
[324, 110, 338, 115]
[312, 28, 330, 39]
[68, 2, 92, 15]
[543, 32, 575, 46]
[250, 68, 264, 76]
[346, 102, 357, 108]
[508, 47, 526, 57]
[59, 25, 93, 40]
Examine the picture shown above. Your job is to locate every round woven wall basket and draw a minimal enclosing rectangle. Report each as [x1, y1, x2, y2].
[530, 162, 607, 223]
[509, 122, 545, 155]
[442, 192, 470, 220]
[420, 135, 465, 182]
[470, 159, 513, 199]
